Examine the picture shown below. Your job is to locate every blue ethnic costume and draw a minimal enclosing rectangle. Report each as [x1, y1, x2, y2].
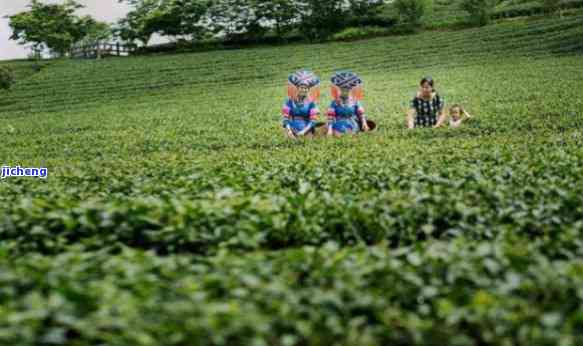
[327, 71, 366, 134]
[282, 70, 321, 135]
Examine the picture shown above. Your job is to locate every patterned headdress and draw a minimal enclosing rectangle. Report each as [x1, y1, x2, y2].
[330, 70, 364, 102]
[287, 69, 321, 102]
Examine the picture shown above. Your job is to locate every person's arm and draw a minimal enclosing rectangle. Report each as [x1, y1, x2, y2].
[282, 101, 295, 137]
[326, 104, 336, 136]
[297, 105, 319, 136]
[356, 102, 369, 131]
[451, 110, 472, 127]
[407, 98, 417, 129]
[407, 108, 416, 129]
[434, 110, 447, 128]
[433, 95, 447, 128]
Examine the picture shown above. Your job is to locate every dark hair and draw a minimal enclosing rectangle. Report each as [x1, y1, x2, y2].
[420, 76, 435, 91]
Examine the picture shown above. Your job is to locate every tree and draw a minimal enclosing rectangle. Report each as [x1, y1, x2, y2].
[78, 19, 113, 44]
[207, 0, 264, 40]
[116, 0, 389, 45]
[294, 0, 346, 41]
[348, 0, 386, 18]
[7, 0, 94, 56]
[116, 0, 161, 45]
[394, 0, 433, 28]
[117, 0, 211, 45]
[461, 0, 498, 26]
[294, 0, 386, 42]
[253, 0, 296, 37]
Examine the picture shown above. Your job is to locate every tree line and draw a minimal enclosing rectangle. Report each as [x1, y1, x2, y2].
[116, 0, 391, 45]
[5, 0, 565, 61]
[7, 0, 391, 56]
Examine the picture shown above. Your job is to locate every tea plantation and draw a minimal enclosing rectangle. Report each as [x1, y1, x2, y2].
[1, 13, 583, 345]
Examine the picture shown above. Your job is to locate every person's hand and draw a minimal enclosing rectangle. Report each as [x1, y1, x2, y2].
[362, 121, 370, 132]
[286, 128, 296, 139]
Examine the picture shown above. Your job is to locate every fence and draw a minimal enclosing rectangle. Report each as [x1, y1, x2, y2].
[70, 42, 135, 59]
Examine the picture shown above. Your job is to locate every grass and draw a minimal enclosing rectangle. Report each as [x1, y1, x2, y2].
[0, 14, 583, 345]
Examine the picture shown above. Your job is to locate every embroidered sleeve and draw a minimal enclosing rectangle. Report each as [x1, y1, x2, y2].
[309, 102, 319, 120]
[282, 99, 292, 128]
[356, 102, 365, 117]
[327, 102, 336, 121]
[282, 99, 292, 117]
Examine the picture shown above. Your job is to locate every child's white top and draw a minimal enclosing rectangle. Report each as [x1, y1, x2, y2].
[449, 117, 462, 128]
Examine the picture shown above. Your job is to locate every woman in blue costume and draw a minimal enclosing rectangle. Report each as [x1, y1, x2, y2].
[281, 70, 321, 139]
[326, 71, 370, 137]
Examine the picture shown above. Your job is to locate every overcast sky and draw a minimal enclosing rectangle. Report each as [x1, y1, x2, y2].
[0, 0, 131, 61]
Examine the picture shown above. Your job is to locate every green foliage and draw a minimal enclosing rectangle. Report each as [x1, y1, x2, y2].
[494, 0, 583, 18]
[1, 14, 583, 345]
[394, 0, 434, 28]
[542, 0, 562, 12]
[117, 0, 211, 45]
[117, 0, 386, 44]
[295, 0, 347, 41]
[7, 0, 101, 56]
[461, 0, 499, 25]
[76, 21, 113, 46]
[294, 0, 386, 41]
[1, 241, 583, 345]
[331, 26, 392, 41]
[0, 66, 15, 90]
[207, 0, 265, 39]
[254, 0, 297, 37]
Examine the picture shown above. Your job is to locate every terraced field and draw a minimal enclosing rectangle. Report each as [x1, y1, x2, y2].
[1, 14, 583, 345]
[382, 0, 583, 27]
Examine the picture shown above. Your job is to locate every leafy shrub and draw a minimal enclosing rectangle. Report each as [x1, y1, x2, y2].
[493, 0, 583, 18]
[1, 15, 583, 345]
[542, 0, 562, 13]
[346, 15, 397, 28]
[394, 0, 433, 28]
[461, 0, 498, 26]
[0, 66, 15, 90]
[331, 26, 392, 41]
[1, 240, 583, 345]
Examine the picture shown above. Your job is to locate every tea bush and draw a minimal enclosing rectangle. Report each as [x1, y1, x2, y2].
[1, 14, 583, 345]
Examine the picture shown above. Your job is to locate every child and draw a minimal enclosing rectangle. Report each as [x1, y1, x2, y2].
[449, 104, 472, 128]
[281, 69, 321, 139]
[327, 71, 369, 136]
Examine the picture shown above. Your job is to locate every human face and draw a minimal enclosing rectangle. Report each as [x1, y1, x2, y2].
[420, 82, 433, 98]
[298, 86, 309, 99]
[340, 87, 350, 99]
[450, 107, 461, 120]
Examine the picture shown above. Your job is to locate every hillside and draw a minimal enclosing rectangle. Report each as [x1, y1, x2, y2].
[1, 13, 583, 345]
[381, 0, 583, 27]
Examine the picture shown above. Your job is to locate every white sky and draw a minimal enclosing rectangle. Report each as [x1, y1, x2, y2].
[0, 0, 131, 61]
